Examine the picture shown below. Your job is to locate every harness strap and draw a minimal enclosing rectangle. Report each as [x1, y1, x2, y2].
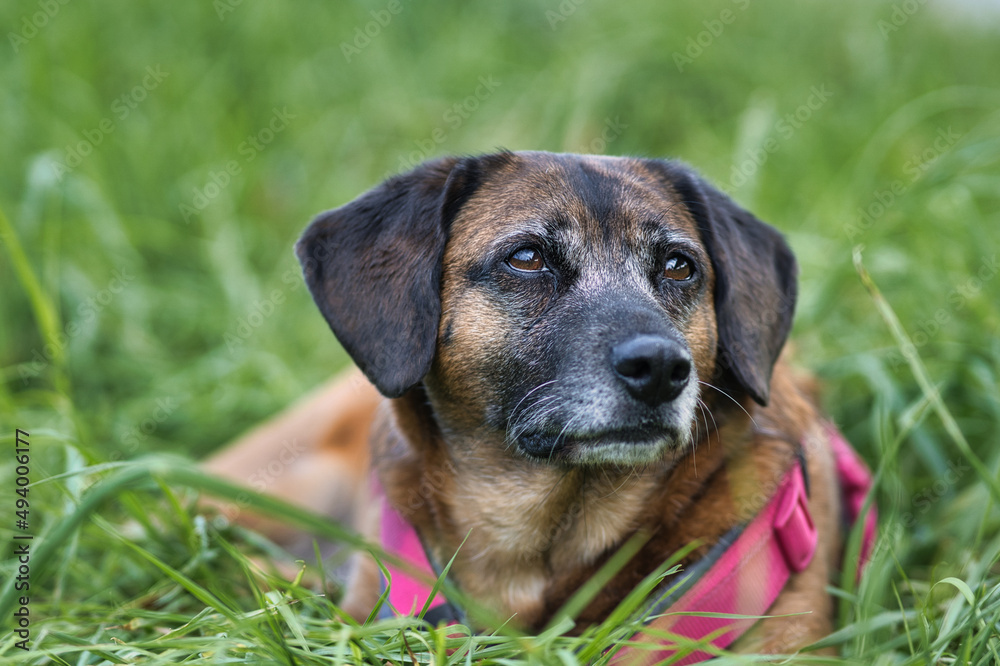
[829, 426, 878, 567]
[377, 488, 457, 621]
[616, 460, 815, 664]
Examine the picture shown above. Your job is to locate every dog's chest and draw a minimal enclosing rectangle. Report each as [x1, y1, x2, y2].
[443, 468, 660, 620]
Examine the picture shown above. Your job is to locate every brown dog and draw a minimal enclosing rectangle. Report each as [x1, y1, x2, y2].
[205, 151, 850, 656]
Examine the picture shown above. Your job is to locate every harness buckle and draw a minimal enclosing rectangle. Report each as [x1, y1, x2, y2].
[773, 466, 817, 573]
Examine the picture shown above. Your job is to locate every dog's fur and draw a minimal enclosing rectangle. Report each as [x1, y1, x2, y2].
[205, 151, 843, 654]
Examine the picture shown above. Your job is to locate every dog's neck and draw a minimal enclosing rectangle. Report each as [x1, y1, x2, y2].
[374, 377, 804, 630]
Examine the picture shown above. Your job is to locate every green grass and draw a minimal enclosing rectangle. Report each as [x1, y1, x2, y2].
[2, 0, 999, 662]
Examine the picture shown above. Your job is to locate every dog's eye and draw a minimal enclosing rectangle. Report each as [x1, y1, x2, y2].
[663, 254, 693, 281]
[507, 247, 546, 272]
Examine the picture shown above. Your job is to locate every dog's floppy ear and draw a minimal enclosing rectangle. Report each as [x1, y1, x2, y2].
[296, 157, 477, 398]
[642, 160, 798, 405]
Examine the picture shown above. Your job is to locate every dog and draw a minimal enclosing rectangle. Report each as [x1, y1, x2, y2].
[204, 151, 875, 660]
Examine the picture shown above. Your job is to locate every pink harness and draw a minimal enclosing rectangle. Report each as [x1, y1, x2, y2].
[377, 425, 877, 662]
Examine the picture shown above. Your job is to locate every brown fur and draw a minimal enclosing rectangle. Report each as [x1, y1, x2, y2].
[205, 151, 845, 657]
[203, 367, 379, 549]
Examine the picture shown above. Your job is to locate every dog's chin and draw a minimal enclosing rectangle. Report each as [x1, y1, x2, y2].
[515, 427, 687, 466]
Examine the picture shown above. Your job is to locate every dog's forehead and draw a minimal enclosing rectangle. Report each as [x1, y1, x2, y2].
[449, 152, 701, 248]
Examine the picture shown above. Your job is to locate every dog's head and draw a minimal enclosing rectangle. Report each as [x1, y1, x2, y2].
[297, 151, 796, 465]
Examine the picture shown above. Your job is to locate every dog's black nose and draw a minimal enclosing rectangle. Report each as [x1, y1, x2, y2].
[611, 335, 692, 405]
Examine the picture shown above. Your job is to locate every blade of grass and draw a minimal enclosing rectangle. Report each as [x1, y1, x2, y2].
[0, 204, 63, 367]
[543, 530, 652, 632]
[110, 528, 241, 623]
[853, 246, 1000, 507]
[577, 542, 697, 662]
[418, 530, 470, 621]
[44, 631, 133, 664]
[0, 461, 156, 621]
[0, 455, 381, 623]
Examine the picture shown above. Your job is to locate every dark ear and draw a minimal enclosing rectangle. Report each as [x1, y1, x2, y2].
[295, 157, 477, 398]
[642, 160, 798, 405]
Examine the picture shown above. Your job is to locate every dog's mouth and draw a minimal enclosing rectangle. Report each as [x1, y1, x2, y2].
[515, 425, 685, 465]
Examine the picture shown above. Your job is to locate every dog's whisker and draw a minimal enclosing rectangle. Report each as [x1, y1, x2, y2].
[506, 395, 560, 445]
[506, 381, 560, 431]
[560, 412, 587, 446]
[538, 468, 574, 508]
[690, 411, 702, 476]
[692, 398, 721, 477]
[506, 379, 558, 431]
[694, 398, 716, 476]
[697, 380, 760, 431]
[696, 399, 720, 448]
[512, 401, 561, 438]
[507, 398, 558, 442]
[599, 467, 635, 501]
[691, 403, 703, 448]
[549, 412, 585, 463]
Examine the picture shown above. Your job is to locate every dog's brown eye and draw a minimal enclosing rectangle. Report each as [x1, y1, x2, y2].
[507, 247, 545, 272]
[663, 254, 693, 281]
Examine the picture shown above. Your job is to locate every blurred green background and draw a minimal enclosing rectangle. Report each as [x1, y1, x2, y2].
[1, 0, 1000, 659]
[4, 0, 998, 461]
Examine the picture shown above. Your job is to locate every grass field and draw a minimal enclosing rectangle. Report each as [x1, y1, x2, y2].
[2, 0, 1000, 663]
